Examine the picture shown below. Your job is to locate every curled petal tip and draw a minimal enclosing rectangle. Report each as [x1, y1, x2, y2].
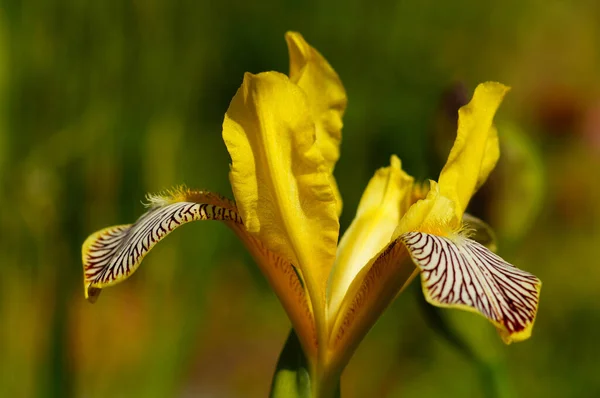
[85, 285, 102, 304]
[477, 81, 511, 96]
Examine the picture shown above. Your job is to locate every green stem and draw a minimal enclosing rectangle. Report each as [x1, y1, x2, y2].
[310, 364, 341, 398]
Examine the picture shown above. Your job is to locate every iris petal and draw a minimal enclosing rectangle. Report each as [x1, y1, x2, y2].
[82, 190, 241, 298]
[328, 238, 412, 368]
[438, 82, 509, 219]
[393, 180, 460, 238]
[82, 188, 317, 354]
[400, 231, 540, 343]
[286, 32, 347, 215]
[328, 155, 412, 317]
[222, 72, 340, 326]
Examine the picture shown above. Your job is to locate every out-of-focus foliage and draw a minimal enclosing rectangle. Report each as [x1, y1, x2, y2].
[1, 1, 599, 397]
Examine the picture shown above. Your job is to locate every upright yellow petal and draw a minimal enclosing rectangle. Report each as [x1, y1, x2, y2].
[286, 32, 347, 215]
[222, 71, 340, 314]
[438, 82, 509, 219]
[328, 155, 413, 316]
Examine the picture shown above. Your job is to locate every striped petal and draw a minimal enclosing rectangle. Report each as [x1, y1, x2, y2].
[83, 192, 239, 296]
[329, 200, 504, 361]
[400, 231, 541, 343]
[82, 188, 317, 355]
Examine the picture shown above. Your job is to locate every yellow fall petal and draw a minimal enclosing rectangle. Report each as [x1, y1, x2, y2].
[328, 155, 413, 316]
[438, 82, 509, 219]
[222, 71, 339, 315]
[286, 31, 347, 215]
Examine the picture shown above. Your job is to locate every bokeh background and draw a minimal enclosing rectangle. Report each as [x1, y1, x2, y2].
[1, 0, 599, 397]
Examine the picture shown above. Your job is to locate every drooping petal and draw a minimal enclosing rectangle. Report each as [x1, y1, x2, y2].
[222, 72, 340, 313]
[327, 209, 509, 367]
[328, 155, 413, 317]
[286, 32, 347, 215]
[399, 231, 541, 343]
[82, 190, 241, 298]
[438, 82, 509, 219]
[82, 188, 317, 355]
[329, 189, 502, 362]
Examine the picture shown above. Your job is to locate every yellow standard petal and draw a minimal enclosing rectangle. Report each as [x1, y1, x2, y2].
[328, 155, 412, 316]
[438, 82, 510, 219]
[222, 71, 340, 313]
[286, 31, 347, 215]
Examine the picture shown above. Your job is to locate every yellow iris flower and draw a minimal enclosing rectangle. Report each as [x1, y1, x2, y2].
[82, 32, 540, 396]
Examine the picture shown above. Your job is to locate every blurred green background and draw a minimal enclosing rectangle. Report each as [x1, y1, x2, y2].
[1, 0, 599, 397]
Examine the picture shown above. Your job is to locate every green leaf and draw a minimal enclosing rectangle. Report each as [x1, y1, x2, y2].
[270, 329, 342, 398]
[490, 122, 545, 245]
[270, 329, 312, 398]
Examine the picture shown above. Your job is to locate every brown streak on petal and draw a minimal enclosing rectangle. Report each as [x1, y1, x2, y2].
[230, 224, 317, 353]
[328, 239, 413, 368]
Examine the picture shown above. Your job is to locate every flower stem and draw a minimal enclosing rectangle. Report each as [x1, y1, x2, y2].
[310, 364, 341, 398]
